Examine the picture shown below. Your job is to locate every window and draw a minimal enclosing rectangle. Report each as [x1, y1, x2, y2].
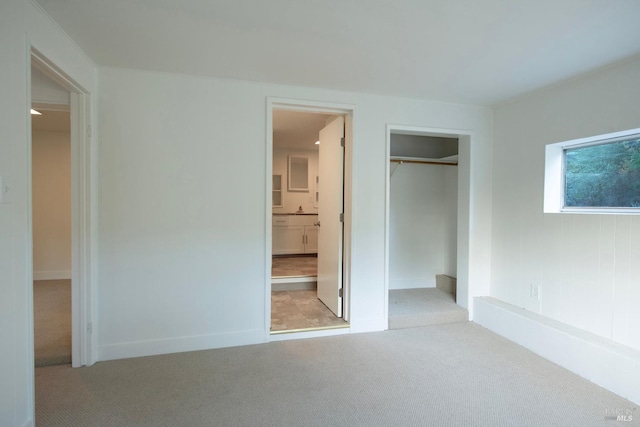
[544, 129, 640, 214]
[272, 174, 283, 207]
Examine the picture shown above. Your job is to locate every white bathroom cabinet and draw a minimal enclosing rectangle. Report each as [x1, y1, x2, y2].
[272, 215, 318, 255]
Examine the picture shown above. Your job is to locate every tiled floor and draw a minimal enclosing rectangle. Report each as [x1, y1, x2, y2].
[271, 289, 347, 332]
[272, 255, 317, 278]
[271, 255, 346, 332]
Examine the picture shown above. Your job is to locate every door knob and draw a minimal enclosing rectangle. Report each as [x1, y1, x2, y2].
[314, 221, 320, 227]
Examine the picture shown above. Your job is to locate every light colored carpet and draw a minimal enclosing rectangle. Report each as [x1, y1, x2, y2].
[389, 287, 468, 329]
[35, 322, 638, 426]
[271, 289, 347, 332]
[34, 280, 71, 367]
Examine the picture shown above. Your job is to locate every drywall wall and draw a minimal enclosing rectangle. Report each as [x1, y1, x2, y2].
[390, 134, 458, 158]
[32, 66, 70, 105]
[444, 166, 458, 276]
[32, 131, 71, 280]
[492, 57, 640, 351]
[388, 162, 457, 289]
[272, 148, 319, 214]
[97, 66, 493, 360]
[0, 1, 97, 425]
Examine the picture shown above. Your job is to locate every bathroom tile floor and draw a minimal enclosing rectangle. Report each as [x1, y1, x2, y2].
[272, 255, 317, 278]
[271, 289, 348, 332]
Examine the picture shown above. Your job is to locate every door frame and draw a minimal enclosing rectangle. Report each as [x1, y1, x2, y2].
[265, 98, 355, 340]
[384, 125, 473, 323]
[29, 48, 96, 367]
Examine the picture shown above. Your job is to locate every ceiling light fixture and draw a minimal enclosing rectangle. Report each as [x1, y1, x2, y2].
[30, 109, 42, 115]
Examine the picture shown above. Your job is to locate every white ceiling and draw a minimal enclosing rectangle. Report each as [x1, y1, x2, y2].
[273, 110, 329, 151]
[36, 0, 640, 105]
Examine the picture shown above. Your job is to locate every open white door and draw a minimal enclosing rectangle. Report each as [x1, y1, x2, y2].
[317, 116, 344, 317]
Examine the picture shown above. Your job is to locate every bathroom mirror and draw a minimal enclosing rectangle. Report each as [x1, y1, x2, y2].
[288, 156, 309, 191]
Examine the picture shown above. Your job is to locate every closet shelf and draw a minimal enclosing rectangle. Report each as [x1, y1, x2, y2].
[390, 155, 458, 166]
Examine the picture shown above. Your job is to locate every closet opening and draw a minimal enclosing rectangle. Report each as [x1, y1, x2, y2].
[386, 130, 468, 329]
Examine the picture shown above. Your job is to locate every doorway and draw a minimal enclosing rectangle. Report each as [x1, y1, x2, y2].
[386, 129, 468, 328]
[267, 100, 353, 336]
[31, 77, 72, 365]
[30, 50, 94, 367]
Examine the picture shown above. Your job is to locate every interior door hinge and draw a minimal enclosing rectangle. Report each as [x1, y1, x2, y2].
[87, 322, 93, 334]
[338, 288, 343, 298]
[87, 125, 92, 138]
[339, 213, 344, 222]
[340, 137, 345, 147]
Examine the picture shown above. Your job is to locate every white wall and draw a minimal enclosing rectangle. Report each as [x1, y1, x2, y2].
[31, 66, 70, 105]
[97, 66, 493, 359]
[444, 166, 458, 275]
[272, 148, 319, 214]
[389, 163, 457, 289]
[32, 131, 71, 280]
[0, 1, 97, 425]
[491, 57, 640, 351]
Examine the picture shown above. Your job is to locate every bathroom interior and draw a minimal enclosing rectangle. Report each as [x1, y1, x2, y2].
[270, 109, 347, 333]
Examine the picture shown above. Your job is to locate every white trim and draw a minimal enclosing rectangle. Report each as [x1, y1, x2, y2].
[384, 125, 473, 323]
[269, 327, 350, 342]
[98, 330, 266, 361]
[30, 50, 96, 368]
[271, 282, 316, 292]
[474, 297, 640, 405]
[544, 128, 640, 214]
[33, 270, 72, 281]
[348, 317, 388, 333]
[266, 97, 356, 340]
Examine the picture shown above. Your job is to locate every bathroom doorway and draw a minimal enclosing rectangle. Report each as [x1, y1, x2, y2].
[269, 106, 350, 334]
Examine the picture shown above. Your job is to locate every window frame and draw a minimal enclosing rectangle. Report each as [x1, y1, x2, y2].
[544, 128, 640, 215]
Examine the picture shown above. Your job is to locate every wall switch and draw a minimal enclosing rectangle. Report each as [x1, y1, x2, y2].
[530, 284, 540, 300]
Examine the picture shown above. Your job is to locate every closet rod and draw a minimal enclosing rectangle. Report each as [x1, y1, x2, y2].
[390, 159, 458, 166]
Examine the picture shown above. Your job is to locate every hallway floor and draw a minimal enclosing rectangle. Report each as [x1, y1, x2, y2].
[34, 280, 71, 366]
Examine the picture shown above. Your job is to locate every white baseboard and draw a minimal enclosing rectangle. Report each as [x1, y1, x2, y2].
[271, 276, 316, 291]
[474, 297, 640, 405]
[389, 279, 436, 290]
[349, 317, 388, 333]
[33, 270, 71, 281]
[97, 329, 266, 362]
[269, 327, 350, 342]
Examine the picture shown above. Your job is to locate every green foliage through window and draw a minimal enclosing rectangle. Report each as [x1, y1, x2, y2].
[564, 136, 640, 207]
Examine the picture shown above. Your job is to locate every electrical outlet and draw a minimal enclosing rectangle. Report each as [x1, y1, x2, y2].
[530, 284, 540, 299]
